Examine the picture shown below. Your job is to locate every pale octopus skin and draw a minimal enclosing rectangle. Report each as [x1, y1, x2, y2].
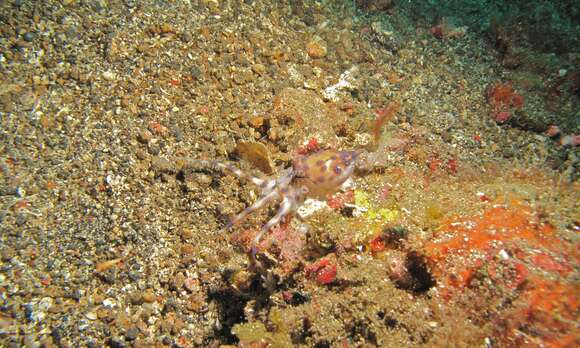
[201, 149, 362, 248]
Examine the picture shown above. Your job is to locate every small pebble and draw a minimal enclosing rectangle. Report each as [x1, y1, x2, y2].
[147, 143, 160, 155]
[306, 40, 327, 58]
[190, 66, 202, 80]
[141, 290, 156, 303]
[125, 327, 139, 341]
[23, 32, 35, 42]
[137, 129, 153, 144]
[184, 278, 198, 292]
[102, 71, 116, 81]
[1, 247, 16, 261]
[235, 140, 274, 174]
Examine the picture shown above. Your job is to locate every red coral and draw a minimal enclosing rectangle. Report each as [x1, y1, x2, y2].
[230, 222, 306, 274]
[305, 255, 337, 285]
[430, 25, 444, 39]
[494, 110, 511, 123]
[511, 94, 525, 108]
[531, 252, 573, 275]
[487, 83, 514, 106]
[424, 200, 578, 346]
[296, 137, 320, 155]
[486, 83, 525, 123]
[446, 158, 457, 174]
[369, 234, 386, 254]
[327, 189, 354, 210]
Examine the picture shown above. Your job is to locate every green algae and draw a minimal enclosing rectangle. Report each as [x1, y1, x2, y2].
[354, 190, 399, 223]
[232, 309, 293, 348]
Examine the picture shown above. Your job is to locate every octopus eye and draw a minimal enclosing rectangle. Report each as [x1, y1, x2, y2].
[300, 186, 309, 194]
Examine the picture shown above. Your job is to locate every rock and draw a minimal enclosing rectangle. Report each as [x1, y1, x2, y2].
[1, 247, 16, 261]
[129, 292, 143, 305]
[252, 63, 266, 75]
[190, 66, 203, 80]
[180, 243, 195, 255]
[355, 0, 393, 13]
[19, 90, 37, 110]
[184, 278, 198, 292]
[181, 31, 193, 43]
[147, 143, 160, 155]
[23, 32, 35, 42]
[271, 88, 347, 149]
[248, 116, 264, 129]
[306, 40, 327, 59]
[102, 71, 116, 81]
[170, 272, 185, 291]
[137, 129, 152, 144]
[235, 141, 275, 174]
[171, 126, 183, 141]
[97, 308, 110, 320]
[85, 311, 97, 320]
[125, 327, 139, 341]
[179, 228, 194, 240]
[108, 337, 126, 348]
[141, 290, 156, 303]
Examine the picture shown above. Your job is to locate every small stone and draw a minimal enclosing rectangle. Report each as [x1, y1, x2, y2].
[252, 63, 266, 75]
[163, 297, 178, 313]
[108, 337, 126, 348]
[184, 278, 198, 292]
[102, 298, 116, 308]
[179, 228, 194, 240]
[180, 243, 195, 255]
[306, 40, 327, 59]
[85, 311, 98, 320]
[235, 141, 274, 174]
[171, 126, 183, 141]
[135, 149, 147, 160]
[141, 290, 156, 303]
[23, 32, 35, 42]
[170, 272, 185, 291]
[186, 293, 205, 313]
[129, 292, 143, 305]
[15, 213, 27, 226]
[102, 71, 116, 81]
[173, 317, 186, 332]
[233, 69, 252, 85]
[48, 304, 64, 314]
[51, 327, 63, 344]
[181, 31, 193, 43]
[128, 271, 141, 282]
[137, 129, 152, 144]
[125, 327, 139, 341]
[248, 116, 264, 129]
[147, 143, 160, 155]
[19, 90, 37, 110]
[190, 66, 202, 80]
[158, 23, 175, 34]
[1, 247, 16, 261]
[97, 308, 110, 320]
